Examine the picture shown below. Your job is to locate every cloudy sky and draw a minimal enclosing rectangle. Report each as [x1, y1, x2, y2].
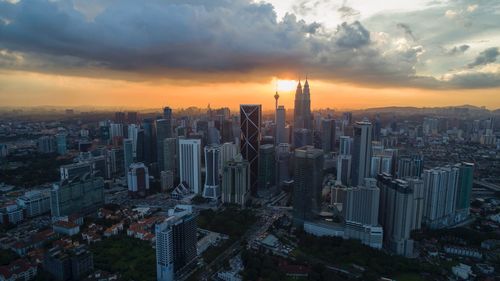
[0, 0, 499, 109]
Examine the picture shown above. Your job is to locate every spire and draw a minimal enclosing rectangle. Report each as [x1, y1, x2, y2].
[295, 80, 303, 97]
[303, 76, 310, 97]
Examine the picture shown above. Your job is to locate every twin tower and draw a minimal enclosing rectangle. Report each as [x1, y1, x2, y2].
[293, 79, 312, 131]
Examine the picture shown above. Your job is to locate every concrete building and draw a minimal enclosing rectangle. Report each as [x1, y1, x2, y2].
[16, 189, 51, 218]
[221, 154, 250, 207]
[127, 163, 150, 198]
[240, 104, 261, 195]
[203, 145, 221, 199]
[179, 139, 202, 194]
[258, 144, 275, 190]
[293, 146, 324, 226]
[156, 205, 197, 281]
[351, 122, 372, 187]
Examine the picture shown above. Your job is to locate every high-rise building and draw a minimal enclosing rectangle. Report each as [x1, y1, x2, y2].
[203, 145, 220, 199]
[161, 170, 175, 192]
[377, 175, 417, 257]
[455, 162, 474, 214]
[344, 179, 380, 226]
[293, 146, 324, 226]
[337, 155, 352, 186]
[38, 136, 55, 154]
[127, 111, 138, 124]
[321, 118, 336, 153]
[422, 166, 459, 229]
[123, 139, 134, 175]
[276, 143, 291, 187]
[397, 154, 424, 179]
[351, 121, 372, 187]
[339, 136, 352, 156]
[293, 128, 313, 148]
[55, 133, 67, 155]
[156, 205, 197, 281]
[16, 189, 51, 218]
[142, 118, 156, 165]
[50, 175, 104, 217]
[127, 163, 150, 198]
[219, 142, 238, 173]
[163, 138, 177, 176]
[114, 112, 126, 124]
[258, 144, 275, 190]
[221, 154, 250, 207]
[293, 79, 312, 130]
[157, 119, 173, 172]
[240, 104, 261, 195]
[179, 139, 202, 194]
[275, 106, 286, 144]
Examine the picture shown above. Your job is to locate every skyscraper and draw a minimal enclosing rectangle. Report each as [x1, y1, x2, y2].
[351, 121, 372, 187]
[50, 174, 104, 217]
[455, 162, 474, 214]
[293, 79, 312, 130]
[163, 138, 177, 177]
[377, 174, 417, 257]
[142, 118, 156, 165]
[258, 144, 275, 190]
[275, 105, 286, 144]
[221, 154, 250, 207]
[293, 146, 324, 226]
[179, 139, 202, 194]
[55, 133, 67, 155]
[123, 139, 134, 175]
[240, 104, 261, 195]
[321, 118, 336, 153]
[397, 154, 424, 179]
[203, 145, 220, 199]
[127, 162, 150, 198]
[344, 179, 380, 226]
[339, 136, 352, 156]
[156, 119, 173, 172]
[156, 205, 197, 281]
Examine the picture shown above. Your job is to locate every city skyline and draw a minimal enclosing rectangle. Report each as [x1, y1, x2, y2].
[1, 0, 499, 109]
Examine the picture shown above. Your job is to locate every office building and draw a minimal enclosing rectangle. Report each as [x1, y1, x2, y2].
[351, 122, 372, 187]
[163, 138, 177, 177]
[275, 106, 286, 144]
[219, 142, 238, 173]
[339, 136, 352, 156]
[276, 143, 292, 187]
[293, 128, 313, 148]
[179, 139, 202, 194]
[321, 118, 336, 153]
[240, 104, 261, 195]
[455, 163, 474, 215]
[258, 144, 275, 190]
[50, 174, 104, 217]
[293, 79, 312, 130]
[127, 111, 139, 124]
[16, 189, 51, 218]
[161, 170, 175, 192]
[203, 145, 220, 199]
[397, 154, 424, 179]
[38, 136, 55, 154]
[124, 138, 134, 175]
[157, 119, 173, 172]
[221, 154, 250, 207]
[156, 205, 197, 281]
[293, 146, 324, 226]
[142, 118, 156, 165]
[56, 133, 67, 155]
[127, 163, 150, 198]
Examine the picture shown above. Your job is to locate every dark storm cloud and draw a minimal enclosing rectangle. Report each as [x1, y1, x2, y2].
[445, 44, 470, 55]
[467, 47, 499, 68]
[0, 0, 499, 89]
[396, 23, 416, 41]
[335, 21, 370, 48]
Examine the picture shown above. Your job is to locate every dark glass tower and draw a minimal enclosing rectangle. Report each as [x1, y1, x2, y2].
[240, 104, 261, 195]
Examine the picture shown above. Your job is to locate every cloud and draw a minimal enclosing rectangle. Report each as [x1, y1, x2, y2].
[468, 47, 499, 68]
[396, 23, 416, 41]
[445, 44, 470, 55]
[337, 5, 360, 22]
[0, 0, 499, 90]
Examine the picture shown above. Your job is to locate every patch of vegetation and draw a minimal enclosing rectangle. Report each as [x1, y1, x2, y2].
[0, 153, 72, 187]
[197, 206, 256, 238]
[241, 249, 287, 281]
[90, 235, 155, 281]
[0, 249, 19, 266]
[295, 231, 440, 281]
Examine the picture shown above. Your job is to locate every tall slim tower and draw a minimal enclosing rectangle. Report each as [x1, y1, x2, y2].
[275, 106, 286, 144]
[179, 139, 202, 194]
[240, 104, 261, 195]
[351, 121, 373, 187]
[203, 145, 221, 199]
[293, 81, 303, 129]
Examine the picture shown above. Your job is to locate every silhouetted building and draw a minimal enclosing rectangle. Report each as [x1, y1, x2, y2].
[240, 104, 261, 195]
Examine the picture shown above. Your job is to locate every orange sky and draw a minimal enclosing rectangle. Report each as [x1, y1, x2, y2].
[0, 70, 499, 111]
